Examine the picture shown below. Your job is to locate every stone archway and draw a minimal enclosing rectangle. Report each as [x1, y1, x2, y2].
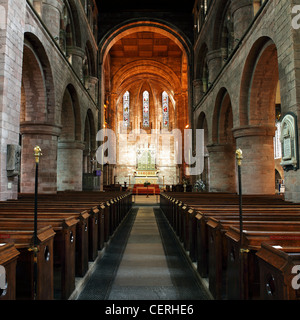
[208, 88, 236, 193]
[234, 37, 279, 195]
[196, 112, 209, 190]
[57, 84, 83, 191]
[20, 34, 59, 194]
[99, 21, 192, 187]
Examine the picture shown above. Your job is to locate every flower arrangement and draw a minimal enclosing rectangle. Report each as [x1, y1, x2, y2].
[144, 181, 151, 197]
[194, 179, 206, 192]
[182, 176, 190, 185]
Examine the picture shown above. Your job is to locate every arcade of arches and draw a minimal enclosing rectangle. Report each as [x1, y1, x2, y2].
[1, 0, 300, 202]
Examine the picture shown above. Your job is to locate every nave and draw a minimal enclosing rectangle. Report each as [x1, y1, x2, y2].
[74, 196, 210, 300]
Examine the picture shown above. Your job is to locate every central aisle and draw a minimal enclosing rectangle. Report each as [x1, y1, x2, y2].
[76, 197, 210, 300]
[108, 206, 177, 299]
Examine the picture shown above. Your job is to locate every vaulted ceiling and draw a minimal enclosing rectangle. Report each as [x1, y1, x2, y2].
[109, 32, 182, 58]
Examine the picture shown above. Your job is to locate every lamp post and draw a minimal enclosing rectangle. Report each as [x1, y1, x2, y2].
[235, 148, 248, 300]
[236, 148, 243, 245]
[32, 146, 42, 299]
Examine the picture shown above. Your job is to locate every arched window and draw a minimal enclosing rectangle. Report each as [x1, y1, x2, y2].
[162, 91, 169, 128]
[123, 91, 130, 127]
[143, 91, 150, 127]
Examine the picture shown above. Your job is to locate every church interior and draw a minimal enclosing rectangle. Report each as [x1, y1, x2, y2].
[1, 0, 300, 303]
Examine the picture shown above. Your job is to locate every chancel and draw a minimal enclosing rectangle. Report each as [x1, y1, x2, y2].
[1, 0, 300, 304]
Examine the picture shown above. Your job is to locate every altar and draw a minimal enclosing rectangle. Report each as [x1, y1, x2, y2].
[134, 145, 158, 184]
[134, 170, 159, 184]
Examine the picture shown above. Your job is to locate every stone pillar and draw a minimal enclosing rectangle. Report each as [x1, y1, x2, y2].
[41, 0, 64, 39]
[0, 0, 26, 200]
[207, 144, 236, 193]
[85, 76, 99, 103]
[20, 123, 61, 194]
[206, 49, 222, 84]
[66, 46, 85, 80]
[233, 125, 276, 195]
[231, 0, 254, 42]
[193, 79, 203, 107]
[57, 140, 85, 191]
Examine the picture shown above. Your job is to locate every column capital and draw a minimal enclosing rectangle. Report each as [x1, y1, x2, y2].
[66, 46, 86, 58]
[206, 143, 236, 153]
[206, 49, 222, 63]
[20, 122, 62, 136]
[232, 125, 276, 139]
[57, 140, 85, 150]
[231, 0, 253, 14]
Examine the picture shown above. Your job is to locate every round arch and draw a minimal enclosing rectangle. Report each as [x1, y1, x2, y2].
[99, 19, 192, 65]
[239, 36, 279, 127]
[22, 32, 56, 124]
[212, 87, 234, 145]
[59, 83, 82, 142]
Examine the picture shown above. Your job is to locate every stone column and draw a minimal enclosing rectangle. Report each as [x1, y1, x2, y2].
[85, 76, 99, 103]
[41, 0, 64, 39]
[233, 125, 276, 195]
[193, 79, 203, 107]
[57, 140, 85, 191]
[207, 144, 236, 193]
[206, 49, 222, 84]
[231, 0, 254, 42]
[66, 46, 86, 80]
[20, 123, 61, 194]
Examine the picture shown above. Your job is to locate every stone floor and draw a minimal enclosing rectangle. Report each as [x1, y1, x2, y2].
[75, 196, 211, 300]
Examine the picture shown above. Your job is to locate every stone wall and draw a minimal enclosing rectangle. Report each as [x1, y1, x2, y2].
[193, 0, 300, 201]
[0, 0, 99, 199]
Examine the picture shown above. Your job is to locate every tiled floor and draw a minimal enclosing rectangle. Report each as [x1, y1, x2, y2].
[76, 197, 210, 300]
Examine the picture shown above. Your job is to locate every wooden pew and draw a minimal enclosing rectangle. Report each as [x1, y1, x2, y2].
[256, 241, 300, 300]
[0, 191, 133, 299]
[0, 225, 55, 300]
[225, 225, 300, 300]
[0, 217, 77, 300]
[160, 192, 300, 300]
[0, 191, 132, 266]
[207, 218, 300, 299]
[0, 243, 19, 300]
[5, 191, 132, 248]
[160, 192, 300, 277]
[0, 210, 89, 279]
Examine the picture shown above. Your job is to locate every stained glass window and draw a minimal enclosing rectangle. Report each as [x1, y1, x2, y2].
[162, 91, 169, 128]
[123, 91, 130, 127]
[143, 91, 150, 127]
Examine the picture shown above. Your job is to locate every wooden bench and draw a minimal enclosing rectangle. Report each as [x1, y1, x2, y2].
[225, 225, 300, 300]
[11, 191, 132, 248]
[160, 193, 300, 277]
[207, 218, 300, 299]
[160, 192, 300, 300]
[0, 191, 133, 299]
[0, 217, 78, 300]
[0, 210, 89, 279]
[256, 241, 300, 300]
[0, 225, 55, 300]
[0, 243, 19, 300]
